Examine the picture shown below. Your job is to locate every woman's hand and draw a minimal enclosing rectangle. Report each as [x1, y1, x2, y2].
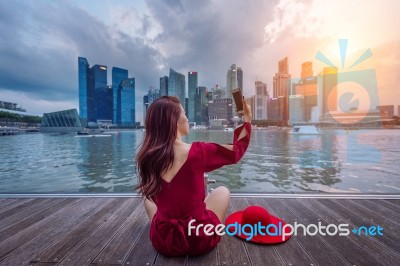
[238, 96, 252, 123]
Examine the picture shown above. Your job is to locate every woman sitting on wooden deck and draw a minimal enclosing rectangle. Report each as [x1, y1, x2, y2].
[136, 96, 252, 256]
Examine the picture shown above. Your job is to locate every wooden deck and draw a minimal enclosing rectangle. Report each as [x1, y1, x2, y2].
[0, 195, 399, 265]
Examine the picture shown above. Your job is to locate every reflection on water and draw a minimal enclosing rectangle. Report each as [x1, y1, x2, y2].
[0, 129, 399, 193]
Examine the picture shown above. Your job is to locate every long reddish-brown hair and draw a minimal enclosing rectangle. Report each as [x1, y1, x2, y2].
[136, 96, 182, 200]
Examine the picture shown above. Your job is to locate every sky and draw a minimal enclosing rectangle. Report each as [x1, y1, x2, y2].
[0, 0, 399, 121]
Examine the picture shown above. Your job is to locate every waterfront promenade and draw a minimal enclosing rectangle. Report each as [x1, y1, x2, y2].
[0, 194, 399, 265]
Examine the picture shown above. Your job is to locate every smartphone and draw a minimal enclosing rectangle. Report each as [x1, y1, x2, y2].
[232, 88, 243, 112]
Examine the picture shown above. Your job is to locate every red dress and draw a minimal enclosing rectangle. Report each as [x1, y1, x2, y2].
[150, 122, 251, 256]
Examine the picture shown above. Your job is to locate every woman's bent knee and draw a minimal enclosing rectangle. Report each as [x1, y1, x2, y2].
[215, 186, 230, 198]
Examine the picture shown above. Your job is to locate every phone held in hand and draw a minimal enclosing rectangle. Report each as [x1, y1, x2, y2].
[231, 88, 243, 112]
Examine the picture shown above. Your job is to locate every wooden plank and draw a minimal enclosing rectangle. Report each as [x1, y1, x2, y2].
[0, 199, 52, 227]
[0, 198, 105, 265]
[356, 199, 400, 222]
[154, 254, 187, 266]
[32, 198, 126, 263]
[92, 202, 149, 264]
[57, 198, 140, 266]
[232, 198, 284, 266]
[260, 198, 350, 266]
[186, 249, 217, 266]
[122, 224, 158, 266]
[318, 199, 400, 255]
[307, 198, 399, 265]
[382, 199, 400, 212]
[214, 198, 251, 266]
[0, 199, 19, 209]
[0, 198, 34, 217]
[0, 198, 74, 244]
[251, 198, 318, 266]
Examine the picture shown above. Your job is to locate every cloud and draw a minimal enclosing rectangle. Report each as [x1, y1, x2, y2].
[0, 0, 164, 115]
[145, 0, 277, 88]
[0, 0, 399, 120]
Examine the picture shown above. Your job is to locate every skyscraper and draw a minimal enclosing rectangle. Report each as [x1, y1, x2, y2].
[301, 62, 313, 79]
[321, 67, 338, 115]
[194, 86, 208, 125]
[289, 95, 305, 125]
[293, 62, 317, 123]
[112, 67, 128, 124]
[168, 68, 186, 106]
[92, 64, 112, 121]
[272, 57, 291, 123]
[160, 76, 169, 96]
[78, 57, 93, 126]
[227, 64, 243, 113]
[142, 88, 161, 125]
[273, 57, 291, 98]
[255, 81, 268, 120]
[188, 71, 198, 122]
[117, 78, 135, 126]
[79, 57, 135, 127]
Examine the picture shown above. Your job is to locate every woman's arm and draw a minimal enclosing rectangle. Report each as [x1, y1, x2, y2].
[220, 96, 252, 151]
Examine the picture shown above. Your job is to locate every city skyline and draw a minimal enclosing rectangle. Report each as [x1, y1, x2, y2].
[0, 0, 399, 122]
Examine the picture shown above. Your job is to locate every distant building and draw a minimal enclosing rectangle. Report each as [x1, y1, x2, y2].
[78, 57, 93, 126]
[289, 95, 305, 125]
[142, 88, 161, 124]
[272, 57, 291, 123]
[245, 95, 256, 120]
[194, 86, 208, 125]
[112, 67, 128, 124]
[255, 81, 268, 120]
[188, 71, 198, 122]
[227, 64, 243, 113]
[168, 68, 185, 107]
[273, 57, 291, 98]
[320, 67, 338, 116]
[79, 57, 136, 127]
[377, 105, 394, 118]
[0, 101, 26, 112]
[292, 62, 317, 123]
[143, 95, 149, 124]
[117, 78, 136, 127]
[40, 109, 83, 133]
[211, 84, 225, 100]
[208, 98, 233, 123]
[320, 110, 382, 127]
[268, 96, 288, 124]
[160, 76, 169, 96]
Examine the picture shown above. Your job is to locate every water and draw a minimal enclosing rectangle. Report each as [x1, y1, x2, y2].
[1, 129, 399, 194]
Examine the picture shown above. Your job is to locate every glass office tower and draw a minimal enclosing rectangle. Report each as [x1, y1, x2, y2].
[91, 65, 112, 121]
[168, 68, 186, 106]
[112, 67, 128, 124]
[118, 78, 136, 126]
[188, 71, 198, 122]
[160, 76, 169, 96]
[78, 57, 93, 126]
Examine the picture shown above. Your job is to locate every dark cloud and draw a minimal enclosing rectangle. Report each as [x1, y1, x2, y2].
[146, 0, 277, 89]
[0, 0, 164, 107]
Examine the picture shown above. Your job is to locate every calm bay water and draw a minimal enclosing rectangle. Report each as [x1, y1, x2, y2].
[1, 129, 399, 194]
